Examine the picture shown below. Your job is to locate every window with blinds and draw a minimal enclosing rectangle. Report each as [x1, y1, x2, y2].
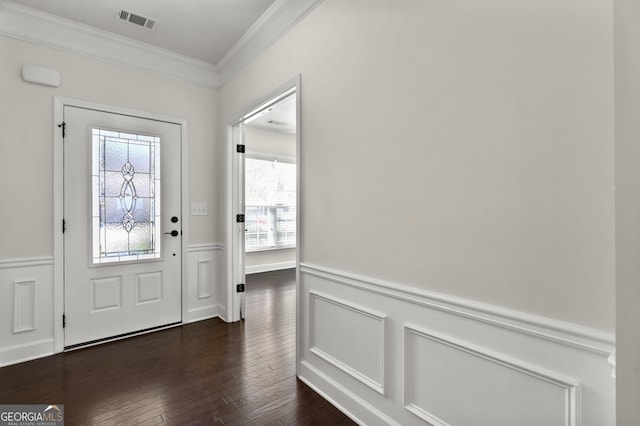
[245, 156, 296, 251]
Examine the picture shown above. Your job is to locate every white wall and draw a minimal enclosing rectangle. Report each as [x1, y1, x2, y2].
[220, 0, 616, 424]
[614, 0, 640, 423]
[0, 35, 226, 364]
[244, 125, 296, 273]
[221, 0, 614, 336]
[0, 36, 222, 254]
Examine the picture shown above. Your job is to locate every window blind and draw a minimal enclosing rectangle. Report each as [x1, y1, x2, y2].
[245, 157, 296, 251]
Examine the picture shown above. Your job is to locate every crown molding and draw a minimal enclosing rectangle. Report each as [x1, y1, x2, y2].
[216, 0, 323, 85]
[0, 1, 219, 87]
[0, 0, 322, 89]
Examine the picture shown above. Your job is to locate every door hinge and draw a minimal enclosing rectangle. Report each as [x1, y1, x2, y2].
[62, 219, 66, 233]
[236, 144, 245, 153]
[236, 284, 245, 293]
[236, 214, 245, 223]
[62, 314, 66, 328]
[58, 122, 66, 138]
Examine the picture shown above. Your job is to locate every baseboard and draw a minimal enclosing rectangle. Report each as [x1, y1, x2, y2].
[246, 261, 296, 275]
[299, 361, 399, 426]
[0, 339, 54, 367]
[185, 305, 224, 323]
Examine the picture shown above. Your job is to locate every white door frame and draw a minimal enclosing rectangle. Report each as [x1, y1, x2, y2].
[225, 75, 301, 324]
[52, 96, 189, 353]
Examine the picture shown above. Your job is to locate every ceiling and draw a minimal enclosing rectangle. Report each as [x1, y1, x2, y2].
[7, 0, 276, 64]
[246, 93, 296, 134]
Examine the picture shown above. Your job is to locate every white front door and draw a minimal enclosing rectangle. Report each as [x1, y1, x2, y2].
[63, 106, 182, 348]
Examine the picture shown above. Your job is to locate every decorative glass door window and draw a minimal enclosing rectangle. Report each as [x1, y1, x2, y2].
[92, 128, 161, 264]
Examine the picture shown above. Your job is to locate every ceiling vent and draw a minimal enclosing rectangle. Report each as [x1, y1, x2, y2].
[268, 120, 287, 126]
[115, 8, 157, 30]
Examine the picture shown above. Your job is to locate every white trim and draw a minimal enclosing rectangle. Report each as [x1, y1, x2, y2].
[187, 243, 224, 253]
[13, 280, 36, 333]
[0, 257, 54, 269]
[299, 360, 402, 426]
[0, 1, 218, 87]
[185, 305, 224, 323]
[403, 324, 580, 426]
[607, 353, 616, 380]
[246, 260, 296, 275]
[0, 0, 321, 88]
[226, 76, 301, 324]
[53, 96, 189, 354]
[300, 263, 614, 356]
[197, 260, 211, 299]
[217, 0, 323, 84]
[309, 290, 386, 395]
[0, 339, 54, 368]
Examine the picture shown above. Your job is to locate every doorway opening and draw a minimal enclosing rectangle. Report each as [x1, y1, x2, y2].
[226, 77, 300, 324]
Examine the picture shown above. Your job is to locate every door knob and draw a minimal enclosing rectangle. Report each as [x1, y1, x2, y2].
[164, 230, 179, 237]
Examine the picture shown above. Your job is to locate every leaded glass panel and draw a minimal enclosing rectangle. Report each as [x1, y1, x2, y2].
[92, 128, 161, 264]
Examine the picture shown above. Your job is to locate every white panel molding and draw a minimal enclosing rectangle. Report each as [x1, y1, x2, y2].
[0, 1, 218, 87]
[0, 257, 54, 269]
[309, 290, 386, 395]
[216, 0, 324, 84]
[1, 260, 54, 367]
[197, 260, 211, 299]
[13, 280, 36, 333]
[299, 265, 614, 425]
[188, 243, 224, 253]
[300, 263, 614, 356]
[403, 324, 580, 426]
[246, 260, 296, 275]
[299, 361, 401, 426]
[607, 353, 616, 380]
[0, 339, 54, 368]
[186, 243, 224, 323]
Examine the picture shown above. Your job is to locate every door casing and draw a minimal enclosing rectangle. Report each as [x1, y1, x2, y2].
[53, 96, 189, 353]
[225, 76, 300, 323]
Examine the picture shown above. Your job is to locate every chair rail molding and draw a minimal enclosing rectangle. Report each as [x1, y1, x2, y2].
[300, 263, 614, 356]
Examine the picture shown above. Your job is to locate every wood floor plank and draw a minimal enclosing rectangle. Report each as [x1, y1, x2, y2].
[0, 269, 355, 425]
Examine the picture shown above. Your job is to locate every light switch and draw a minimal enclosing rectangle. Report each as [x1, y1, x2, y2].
[191, 202, 208, 216]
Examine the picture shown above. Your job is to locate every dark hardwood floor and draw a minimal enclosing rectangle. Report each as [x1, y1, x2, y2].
[0, 269, 356, 425]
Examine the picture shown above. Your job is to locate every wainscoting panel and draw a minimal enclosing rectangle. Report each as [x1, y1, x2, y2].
[1, 246, 225, 367]
[0, 258, 55, 367]
[186, 244, 225, 323]
[404, 325, 578, 426]
[197, 260, 211, 299]
[309, 291, 386, 394]
[299, 263, 615, 426]
[13, 280, 36, 333]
